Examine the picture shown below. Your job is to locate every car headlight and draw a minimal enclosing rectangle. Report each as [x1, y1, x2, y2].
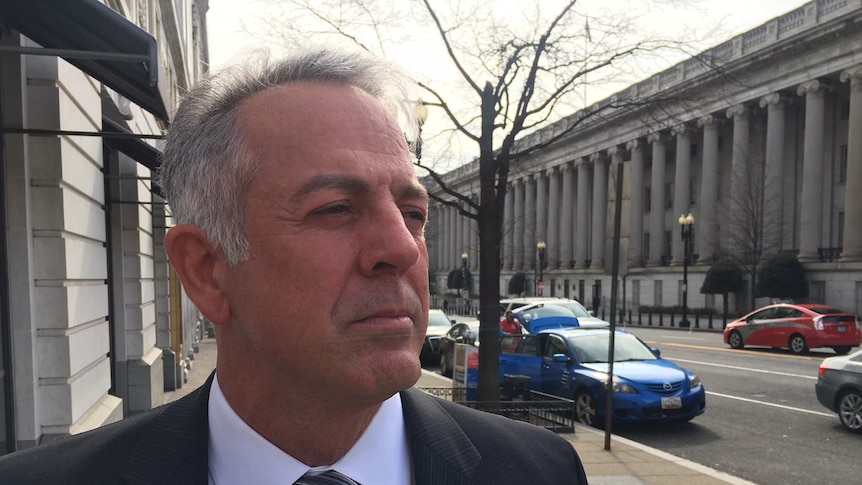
[689, 373, 702, 388]
[612, 378, 639, 394]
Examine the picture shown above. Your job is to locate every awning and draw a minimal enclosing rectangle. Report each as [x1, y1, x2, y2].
[0, 0, 170, 122]
[102, 117, 164, 198]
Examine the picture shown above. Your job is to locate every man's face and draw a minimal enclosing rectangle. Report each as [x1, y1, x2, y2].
[223, 82, 429, 404]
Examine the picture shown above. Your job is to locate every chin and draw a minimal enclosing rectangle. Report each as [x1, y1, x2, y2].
[352, 350, 422, 398]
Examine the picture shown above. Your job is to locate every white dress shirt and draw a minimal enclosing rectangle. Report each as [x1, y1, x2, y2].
[207, 374, 412, 484]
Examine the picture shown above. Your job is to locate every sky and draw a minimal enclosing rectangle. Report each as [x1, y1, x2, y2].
[204, 0, 811, 169]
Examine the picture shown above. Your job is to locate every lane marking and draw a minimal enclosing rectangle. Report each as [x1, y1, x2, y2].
[670, 358, 817, 380]
[643, 341, 822, 361]
[707, 391, 834, 418]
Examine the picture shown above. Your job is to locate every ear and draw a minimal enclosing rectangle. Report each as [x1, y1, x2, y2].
[164, 225, 232, 325]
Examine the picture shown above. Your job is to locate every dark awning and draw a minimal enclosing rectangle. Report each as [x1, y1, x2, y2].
[0, 0, 170, 122]
[103, 117, 164, 198]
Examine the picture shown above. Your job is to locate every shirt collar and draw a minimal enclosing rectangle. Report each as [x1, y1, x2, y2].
[208, 374, 412, 484]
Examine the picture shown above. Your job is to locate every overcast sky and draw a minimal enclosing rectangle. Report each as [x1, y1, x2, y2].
[204, 0, 811, 168]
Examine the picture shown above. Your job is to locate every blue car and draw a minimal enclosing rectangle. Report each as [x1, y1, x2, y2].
[499, 317, 706, 426]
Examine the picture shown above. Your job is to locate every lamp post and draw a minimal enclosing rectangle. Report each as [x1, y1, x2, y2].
[536, 241, 547, 296]
[678, 213, 695, 328]
[460, 252, 469, 301]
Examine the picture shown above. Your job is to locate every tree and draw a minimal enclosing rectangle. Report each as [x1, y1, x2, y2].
[756, 252, 808, 301]
[700, 259, 743, 324]
[508, 272, 529, 296]
[261, 0, 725, 402]
[709, 113, 783, 312]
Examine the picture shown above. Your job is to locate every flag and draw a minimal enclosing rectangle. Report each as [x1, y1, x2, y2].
[585, 19, 592, 43]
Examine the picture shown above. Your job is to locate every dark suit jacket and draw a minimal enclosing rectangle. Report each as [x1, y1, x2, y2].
[0, 374, 588, 484]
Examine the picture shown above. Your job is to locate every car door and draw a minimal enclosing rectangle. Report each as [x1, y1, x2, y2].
[540, 334, 572, 398]
[744, 307, 779, 346]
[499, 334, 544, 390]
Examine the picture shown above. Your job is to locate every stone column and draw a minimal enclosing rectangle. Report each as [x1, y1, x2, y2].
[590, 153, 609, 270]
[647, 133, 667, 266]
[536, 171, 548, 259]
[759, 93, 789, 253]
[461, 205, 471, 266]
[841, 67, 862, 261]
[797, 80, 831, 262]
[524, 175, 538, 269]
[513, 178, 525, 270]
[503, 185, 514, 270]
[470, 195, 479, 270]
[697, 115, 720, 263]
[559, 163, 574, 269]
[575, 159, 591, 268]
[547, 167, 561, 269]
[672, 124, 692, 265]
[726, 105, 750, 244]
[443, 205, 451, 270]
[454, 204, 463, 268]
[627, 139, 645, 267]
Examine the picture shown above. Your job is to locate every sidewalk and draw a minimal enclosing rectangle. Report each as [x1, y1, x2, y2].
[169, 338, 755, 485]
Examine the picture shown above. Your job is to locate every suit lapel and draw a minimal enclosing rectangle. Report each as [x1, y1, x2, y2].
[119, 372, 214, 484]
[401, 388, 481, 485]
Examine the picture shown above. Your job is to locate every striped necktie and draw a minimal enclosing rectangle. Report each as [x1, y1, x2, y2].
[294, 470, 360, 485]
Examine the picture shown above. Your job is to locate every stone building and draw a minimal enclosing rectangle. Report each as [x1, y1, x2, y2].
[428, 0, 862, 318]
[0, 0, 208, 454]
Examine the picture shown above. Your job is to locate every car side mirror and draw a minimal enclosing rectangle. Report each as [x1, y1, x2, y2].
[651, 348, 661, 358]
[552, 353, 569, 364]
[450, 319, 456, 325]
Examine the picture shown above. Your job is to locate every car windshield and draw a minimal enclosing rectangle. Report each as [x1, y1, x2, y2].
[428, 310, 451, 326]
[546, 302, 591, 318]
[516, 305, 575, 323]
[568, 332, 658, 363]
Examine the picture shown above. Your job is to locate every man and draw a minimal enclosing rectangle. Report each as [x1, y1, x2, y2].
[500, 310, 524, 336]
[0, 48, 587, 484]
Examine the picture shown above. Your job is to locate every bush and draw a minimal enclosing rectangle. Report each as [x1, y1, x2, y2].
[757, 252, 807, 300]
[508, 272, 528, 295]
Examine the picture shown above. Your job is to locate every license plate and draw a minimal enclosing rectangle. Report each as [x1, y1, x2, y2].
[838, 326, 847, 332]
[661, 397, 682, 409]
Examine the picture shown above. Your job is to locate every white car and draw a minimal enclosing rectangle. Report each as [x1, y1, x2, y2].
[512, 300, 611, 331]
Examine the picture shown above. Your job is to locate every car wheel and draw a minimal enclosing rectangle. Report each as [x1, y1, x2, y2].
[728, 330, 744, 349]
[439, 352, 451, 377]
[838, 389, 862, 433]
[832, 346, 852, 355]
[789, 334, 808, 354]
[574, 390, 598, 427]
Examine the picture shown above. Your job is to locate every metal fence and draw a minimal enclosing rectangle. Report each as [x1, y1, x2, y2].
[418, 386, 575, 433]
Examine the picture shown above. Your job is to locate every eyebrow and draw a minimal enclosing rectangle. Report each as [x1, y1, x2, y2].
[292, 173, 429, 202]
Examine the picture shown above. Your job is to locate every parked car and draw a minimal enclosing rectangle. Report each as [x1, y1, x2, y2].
[513, 300, 610, 331]
[815, 349, 862, 433]
[500, 319, 706, 426]
[723, 304, 861, 355]
[437, 322, 480, 377]
[421, 309, 455, 364]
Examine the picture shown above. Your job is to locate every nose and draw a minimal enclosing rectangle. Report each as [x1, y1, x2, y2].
[356, 202, 423, 277]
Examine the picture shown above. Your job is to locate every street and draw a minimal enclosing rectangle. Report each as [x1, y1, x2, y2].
[423, 325, 861, 485]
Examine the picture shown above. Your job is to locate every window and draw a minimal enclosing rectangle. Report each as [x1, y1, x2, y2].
[690, 143, 698, 157]
[664, 230, 672, 262]
[838, 145, 848, 185]
[705, 293, 715, 309]
[644, 186, 652, 213]
[665, 182, 674, 210]
[654, 280, 663, 306]
[544, 335, 569, 359]
[838, 211, 845, 247]
[690, 176, 697, 206]
[751, 307, 779, 320]
[841, 100, 851, 120]
[631, 280, 640, 310]
[809, 281, 826, 305]
[718, 136, 724, 151]
[643, 233, 650, 262]
[678, 280, 685, 306]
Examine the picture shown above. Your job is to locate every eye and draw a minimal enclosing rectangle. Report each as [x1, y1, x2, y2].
[315, 204, 352, 216]
[403, 209, 427, 224]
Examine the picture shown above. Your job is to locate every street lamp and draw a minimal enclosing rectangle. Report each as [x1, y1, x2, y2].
[678, 213, 695, 329]
[536, 241, 547, 296]
[460, 252, 469, 301]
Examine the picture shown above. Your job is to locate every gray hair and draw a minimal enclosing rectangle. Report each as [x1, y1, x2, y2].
[158, 48, 417, 265]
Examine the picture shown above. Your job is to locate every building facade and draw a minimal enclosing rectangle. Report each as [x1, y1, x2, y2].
[428, 0, 862, 318]
[0, 0, 208, 454]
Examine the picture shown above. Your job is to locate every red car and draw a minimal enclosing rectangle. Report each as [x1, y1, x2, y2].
[723, 304, 861, 355]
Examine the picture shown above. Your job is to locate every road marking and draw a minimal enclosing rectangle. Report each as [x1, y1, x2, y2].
[645, 341, 822, 361]
[670, 358, 817, 380]
[707, 391, 834, 418]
